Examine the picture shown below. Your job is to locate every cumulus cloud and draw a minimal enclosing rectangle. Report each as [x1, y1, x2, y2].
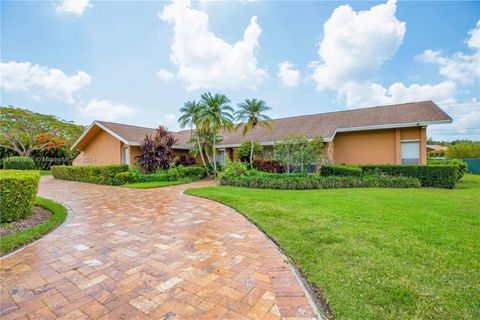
[278, 61, 300, 87]
[157, 69, 175, 81]
[163, 113, 176, 122]
[56, 0, 92, 16]
[0, 61, 91, 103]
[76, 99, 136, 121]
[159, 0, 267, 90]
[416, 21, 480, 84]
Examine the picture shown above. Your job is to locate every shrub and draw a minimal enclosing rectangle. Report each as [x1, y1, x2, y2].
[427, 159, 467, 181]
[320, 165, 363, 177]
[175, 154, 197, 166]
[253, 159, 285, 173]
[219, 173, 420, 190]
[446, 142, 480, 159]
[0, 170, 40, 222]
[137, 173, 169, 182]
[360, 165, 457, 189]
[427, 149, 446, 157]
[51, 164, 129, 185]
[235, 142, 264, 162]
[218, 162, 250, 181]
[3, 156, 35, 170]
[166, 168, 180, 181]
[114, 171, 135, 185]
[178, 166, 207, 180]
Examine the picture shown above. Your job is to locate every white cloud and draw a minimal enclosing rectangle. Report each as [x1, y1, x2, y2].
[56, 0, 91, 16]
[311, 0, 406, 90]
[163, 113, 177, 122]
[159, 0, 267, 90]
[278, 61, 300, 87]
[76, 99, 136, 121]
[0, 61, 91, 103]
[416, 21, 480, 85]
[157, 69, 175, 81]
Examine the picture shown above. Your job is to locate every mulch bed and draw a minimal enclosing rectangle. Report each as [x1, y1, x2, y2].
[0, 206, 52, 237]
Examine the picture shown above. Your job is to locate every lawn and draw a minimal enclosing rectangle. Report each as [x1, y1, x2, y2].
[0, 197, 67, 256]
[185, 174, 480, 319]
[123, 179, 192, 189]
[39, 170, 52, 176]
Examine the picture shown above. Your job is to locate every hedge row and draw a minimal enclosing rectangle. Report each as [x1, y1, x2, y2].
[51, 165, 129, 185]
[427, 159, 467, 181]
[320, 164, 459, 189]
[219, 174, 420, 190]
[0, 170, 40, 222]
[114, 166, 207, 185]
[3, 156, 36, 170]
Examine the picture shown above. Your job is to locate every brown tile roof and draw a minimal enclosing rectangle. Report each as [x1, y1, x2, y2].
[93, 100, 451, 148]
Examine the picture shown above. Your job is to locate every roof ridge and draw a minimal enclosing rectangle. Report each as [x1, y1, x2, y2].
[97, 120, 156, 130]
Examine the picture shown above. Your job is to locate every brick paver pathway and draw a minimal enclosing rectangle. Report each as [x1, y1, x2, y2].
[1, 177, 318, 319]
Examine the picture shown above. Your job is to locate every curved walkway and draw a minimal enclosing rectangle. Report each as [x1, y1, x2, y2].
[1, 177, 317, 319]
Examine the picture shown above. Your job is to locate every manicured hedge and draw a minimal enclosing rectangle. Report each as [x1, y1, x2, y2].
[360, 165, 457, 189]
[219, 174, 420, 190]
[51, 164, 129, 185]
[137, 173, 170, 182]
[178, 166, 207, 179]
[0, 170, 40, 222]
[3, 156, 35, 170]
[320, 165, 363, 177]
[427, 159, 467, 181]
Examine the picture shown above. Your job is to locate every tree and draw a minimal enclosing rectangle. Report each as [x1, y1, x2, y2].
[235, 99, 272, 165]
[198, 93, 234, 175]
[0, 106, 84, 156]
[273, 135, 323, 173]
[446, 142, 480, 158]
[235, 141, 263, 162]
[188, 128, 223, 168]
[136, 126, 178, 173]
[178, 100, 207, 168]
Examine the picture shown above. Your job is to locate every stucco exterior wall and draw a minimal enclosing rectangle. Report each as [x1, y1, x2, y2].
[73, 130, 121, 166]
[332, 127, 425, 165]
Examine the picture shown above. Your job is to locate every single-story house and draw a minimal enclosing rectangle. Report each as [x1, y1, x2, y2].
[71, 100, 452, 167]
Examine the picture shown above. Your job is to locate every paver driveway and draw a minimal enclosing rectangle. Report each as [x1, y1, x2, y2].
[1, 177, 318, 320]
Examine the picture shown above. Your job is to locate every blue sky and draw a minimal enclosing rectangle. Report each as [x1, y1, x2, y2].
[1, 0, 479, 141]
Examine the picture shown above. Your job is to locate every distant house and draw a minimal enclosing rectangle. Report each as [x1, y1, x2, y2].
[426, 144, 449, 152]
[71, 100, 452, 167]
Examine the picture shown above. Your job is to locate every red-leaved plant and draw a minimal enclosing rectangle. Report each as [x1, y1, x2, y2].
[136, 126, 178, 173]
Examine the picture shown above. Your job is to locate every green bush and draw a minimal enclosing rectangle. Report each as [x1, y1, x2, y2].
[137, 173, 170, 182]
[51, 164, 129, 185]
[0, 170, 40, 222]
[166, 168, 180, 181]
[178, 166, 207, 179]
[427, 159, 467, 181]
[218, 162, 250, 181]
[219, 173, 420, 190]
[114, 171, 135, 185]
[360, 165, 457, 189]
[3, 156, 36, 170]
[320, 165, 363, 177]
[446, 142, 480, 158]
[235, 142, 264, 162]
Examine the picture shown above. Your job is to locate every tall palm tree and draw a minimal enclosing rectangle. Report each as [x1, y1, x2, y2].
[199, 92, 234, 175]
[178, 100, 207, 167]
[235, 99, 272, 165]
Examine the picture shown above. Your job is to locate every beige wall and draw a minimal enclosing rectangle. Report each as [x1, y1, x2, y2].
[332, 127, 425, 165]
[73, 130, 121, 166]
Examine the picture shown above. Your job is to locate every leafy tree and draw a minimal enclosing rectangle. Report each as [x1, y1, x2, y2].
[0, 106, 84, 156]
[235, 141, 263, 162]
[178, 100, 207, 168]
[235, 99, 272, 165]
[198, 93, 234, 175]
[446, 142, 480, 158]
[188, 129, 223, 167]
[273, 135, 324, 173]
[136, 126, 178, 173]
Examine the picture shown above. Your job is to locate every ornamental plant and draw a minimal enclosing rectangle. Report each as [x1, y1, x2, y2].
[235, 142, 263, 162]
[136, 126, 178, 173]
[273, 135, 323, 173]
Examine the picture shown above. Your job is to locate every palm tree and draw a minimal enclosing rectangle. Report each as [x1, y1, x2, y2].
[235, 99, 272, 165]
[178, 100, 207, 168]
[199, 92, 234, 175]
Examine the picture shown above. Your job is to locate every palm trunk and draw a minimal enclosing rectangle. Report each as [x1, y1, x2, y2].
[196, 133, 206, 168]
[250, 138, 254, 166]
[212, 139, 217, 176]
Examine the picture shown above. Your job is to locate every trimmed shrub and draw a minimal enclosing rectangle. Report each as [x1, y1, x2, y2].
[219, 174, 420, 190]
[51, 164, 129, 185]
[114, 171, 135, 185]
[166, 168, 180, 181]
[0, 170, 40, 222]
[253, 159, 285, 173]
[3, 156, 35, 170]
[218, 162, 250, 181]
[137, 173, 169, 182]
[360, 165, 457, 189]
[178, 166, 207, 179]
[427, 159, 467, 181]
[320, 165, 362, 177]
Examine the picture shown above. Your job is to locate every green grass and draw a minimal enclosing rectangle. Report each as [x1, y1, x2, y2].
[0, 197, 68, 256]
[185, 174, 480, 319]
[122, 179, 193, 189]
[39, 170, 52, 176]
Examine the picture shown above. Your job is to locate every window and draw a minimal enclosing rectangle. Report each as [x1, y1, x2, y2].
[401, 141, 420, 164]
[122, 147, 129, 165]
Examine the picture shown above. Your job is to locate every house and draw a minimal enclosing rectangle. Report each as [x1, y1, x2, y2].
[426, 144, 448, 152]
[71, 100, 452, 166]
